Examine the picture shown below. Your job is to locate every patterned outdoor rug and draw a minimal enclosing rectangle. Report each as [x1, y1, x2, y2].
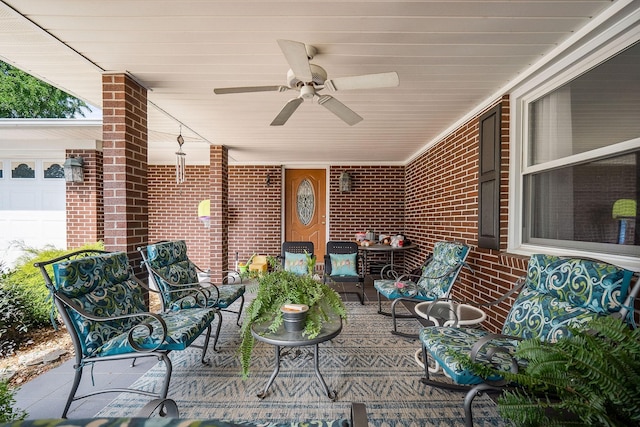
[97, 301, 505, 426]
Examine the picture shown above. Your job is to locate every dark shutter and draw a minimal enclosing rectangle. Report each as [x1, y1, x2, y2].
[478, 104, 501, 250]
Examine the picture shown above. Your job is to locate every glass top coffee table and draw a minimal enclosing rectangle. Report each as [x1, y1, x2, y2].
[251, 311, 342, 400]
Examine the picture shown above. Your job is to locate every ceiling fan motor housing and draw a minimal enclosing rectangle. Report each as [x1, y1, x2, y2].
[287, 64, 327, 88]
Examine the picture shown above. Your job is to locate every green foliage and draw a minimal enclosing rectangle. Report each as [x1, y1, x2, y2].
[239, 270, 347, 378]
[463, 316, 640, 426]
[0, 60, 89, 118]
[0, 380, 26, 422]
[0, 241, 104, 351]
[0, 286, 29, 357]
[266, 255, 279, 271]
[304, 251, 316, 276]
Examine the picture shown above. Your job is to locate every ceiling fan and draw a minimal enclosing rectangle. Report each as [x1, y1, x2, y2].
[213, 39, 400, 126]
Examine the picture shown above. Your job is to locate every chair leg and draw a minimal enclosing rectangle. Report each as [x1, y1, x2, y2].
[235, 295, 245, 326]
[158, 353, 173, 399]
[210, 311, 223, 352]
[199, 323, 213, 364]
[377, 291, 385, 314]
[390, 298, 420, 339]
[464, 383, 502, 427]
[61, 363, 84, 418]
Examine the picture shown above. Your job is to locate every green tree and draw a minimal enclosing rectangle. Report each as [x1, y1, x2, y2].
[0, 60, 89, 118]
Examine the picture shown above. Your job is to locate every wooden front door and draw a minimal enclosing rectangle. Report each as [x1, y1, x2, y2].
[285, 169, 327, 261]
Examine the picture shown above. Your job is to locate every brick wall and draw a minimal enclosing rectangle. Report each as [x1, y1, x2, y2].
[405, 95, 524, 332]
[102, 73, 148, 264]
[65, 149, 104, 249]
[228, 165, 282, 267]
[209, 146, 228, 283]
[329, 166, 405, 240]
[148, 165, 212, 268]
[147, 164, 406, 272]
[329, 165, 406, 268]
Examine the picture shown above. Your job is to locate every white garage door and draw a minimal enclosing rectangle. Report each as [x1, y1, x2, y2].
[0, 159, 66, 269]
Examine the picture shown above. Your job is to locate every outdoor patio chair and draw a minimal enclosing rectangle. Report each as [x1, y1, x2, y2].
[373, 240, 471, 337]
[324, 241, 365, 304]
[139, 240, 245, 351]
[419, 254, 640, 427]
[34, 250, 218, 418]
[281, 241, 315, 275]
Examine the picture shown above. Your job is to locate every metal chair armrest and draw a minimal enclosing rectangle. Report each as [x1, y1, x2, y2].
[54, 292, 169, 352]
[469, 332, 522, 386]
[137, 398, 179, 418]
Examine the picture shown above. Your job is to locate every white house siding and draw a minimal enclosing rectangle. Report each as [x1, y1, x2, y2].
[0, 157, 66, 269]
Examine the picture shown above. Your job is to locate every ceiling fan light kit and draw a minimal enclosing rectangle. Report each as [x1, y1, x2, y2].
[213, 39, 399, 126]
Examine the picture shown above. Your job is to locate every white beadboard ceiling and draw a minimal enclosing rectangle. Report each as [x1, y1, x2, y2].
[0, 0, 622, 165]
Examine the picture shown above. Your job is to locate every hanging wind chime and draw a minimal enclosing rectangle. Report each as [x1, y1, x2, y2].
[175, 126, 186, 184]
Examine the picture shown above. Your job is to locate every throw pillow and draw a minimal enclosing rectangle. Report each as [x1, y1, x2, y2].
[330, 253, 358, 276]
[284, 252, 307, 275]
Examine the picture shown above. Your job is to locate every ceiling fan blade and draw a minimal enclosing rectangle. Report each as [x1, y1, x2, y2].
[214, 85, 289, 95]
[270, 98, 304, 126]
[277, 39, 313, 82]
[324, 72, 400, 92]
[317, 95, 363, 126]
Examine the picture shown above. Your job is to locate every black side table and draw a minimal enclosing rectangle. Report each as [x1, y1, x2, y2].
[251, 312, 342, 400]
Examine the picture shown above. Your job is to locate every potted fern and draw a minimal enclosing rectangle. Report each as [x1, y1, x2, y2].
[464, 316, 640, 426]
[239, 269, 347, 378]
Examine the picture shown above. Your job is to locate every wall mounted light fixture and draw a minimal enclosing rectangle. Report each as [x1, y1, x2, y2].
[266, 173, 271, 187]
[63, 156, 84, 183]
[340, 171, 352, 192]
[198, 199, 211, 228]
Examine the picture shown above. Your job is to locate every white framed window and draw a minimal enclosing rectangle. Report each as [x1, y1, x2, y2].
[510, 21, 640, 268]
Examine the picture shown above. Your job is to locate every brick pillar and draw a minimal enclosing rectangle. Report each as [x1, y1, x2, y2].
[209, 145, 228, 282]
[102, 73, 148, 265]
[65, 149, 104, 248]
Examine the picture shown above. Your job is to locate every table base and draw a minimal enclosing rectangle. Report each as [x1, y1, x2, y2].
[257, 344, 337, 401]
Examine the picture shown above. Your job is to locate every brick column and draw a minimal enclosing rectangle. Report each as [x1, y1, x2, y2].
[102, 73, 148, 265]
[65, 149, 104, 248]
[209, 145, 228, 282]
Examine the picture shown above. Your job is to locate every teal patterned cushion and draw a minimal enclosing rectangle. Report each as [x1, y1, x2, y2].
[415, 241, 469, 296]
[523, 254, 632, 314]
[213, 284, 246, 309]
[284, 251, 307, 275]
[502, 254, 634, 341]
[146, 241, 201, 305]
[96, 307, 218, 357]
[420, 255, 635, 386]
[330, 253, 358, 276]
[420, 327, 520, 385]
[146, 240, 245, 310]
[53, 252, 148, 357]
[53, 252, 218, 358]
[374, 241, 468, 301]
